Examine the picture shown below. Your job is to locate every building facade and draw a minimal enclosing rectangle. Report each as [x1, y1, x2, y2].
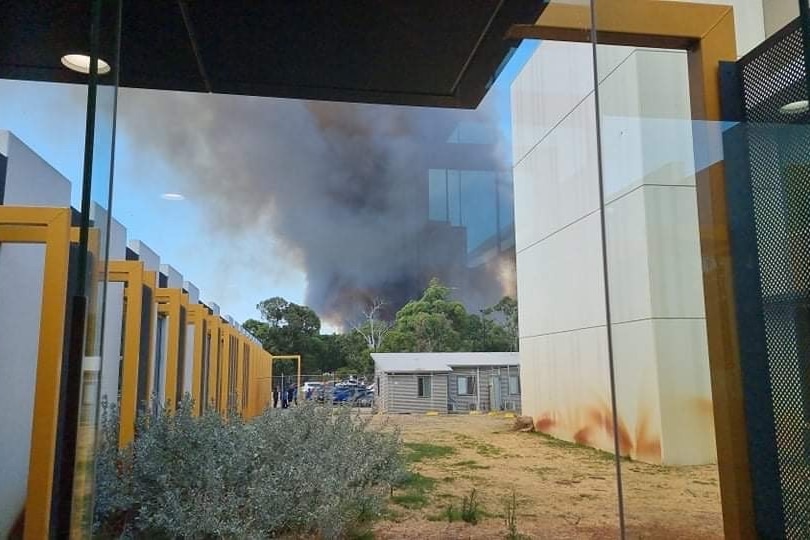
[0, 132, 273, 537]
[373, 352, 520, 414]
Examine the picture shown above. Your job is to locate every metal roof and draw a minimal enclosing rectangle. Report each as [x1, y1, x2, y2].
[372, 352, 519, 373]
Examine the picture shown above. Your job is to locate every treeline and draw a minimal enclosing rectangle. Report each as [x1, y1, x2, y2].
[243, 278, 517, 376]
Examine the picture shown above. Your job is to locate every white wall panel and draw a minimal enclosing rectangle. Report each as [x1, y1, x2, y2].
[0, 245, 45, 535]
[511, 41, 595, 165]
[520, 326, 614, 453]
[604, 187, 653, 324]
[514, 96, 601, 252]
[644, 186, 707, 319]
[653, 319, 715, 465]
[516, 212, 606, 338]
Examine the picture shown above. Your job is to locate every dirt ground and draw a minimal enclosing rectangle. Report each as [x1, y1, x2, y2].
[372, 413, 723, 540]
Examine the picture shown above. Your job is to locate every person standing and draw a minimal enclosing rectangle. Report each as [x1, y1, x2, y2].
[287, 384, 295, 407]
[272, 387, 280, 409]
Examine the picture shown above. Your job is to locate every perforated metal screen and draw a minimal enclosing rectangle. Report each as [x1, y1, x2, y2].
[736, 18, 810, 539]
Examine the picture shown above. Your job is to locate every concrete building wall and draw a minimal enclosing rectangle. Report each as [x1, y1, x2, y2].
[512, 2, 771, 465]
[511, 45, 713, 464]
[0, 131, 71, 535]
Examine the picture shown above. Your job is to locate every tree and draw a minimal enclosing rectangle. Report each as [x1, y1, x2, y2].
[336, 332, 374, 376]
[247, 297, 325, 373]
[379, 279, 518, 353]
[381, 278, 469, 352]
[481, 296, 519, 351]
[350, 297, 392, 352]
[256, 297, 320, 335]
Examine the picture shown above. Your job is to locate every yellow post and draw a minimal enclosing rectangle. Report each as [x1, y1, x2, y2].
[0, 207, 71, 540]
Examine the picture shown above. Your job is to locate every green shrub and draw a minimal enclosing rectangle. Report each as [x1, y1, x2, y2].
[460, 488, 480, 525]
[505, 489, 521, 539]
[94, 398, 405, 538]
[390, 472, 436, 509]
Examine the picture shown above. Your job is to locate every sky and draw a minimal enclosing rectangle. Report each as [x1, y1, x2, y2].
[0, 40, 538, 331]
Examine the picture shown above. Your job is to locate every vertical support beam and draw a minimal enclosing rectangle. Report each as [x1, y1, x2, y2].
[15, 209, 71, 540]
[187, 304, 206, 416]
[0, 207, 72, 539]
[142, 270, 157, 403]
[206, 315, 220, 411]
[107, 260, 145, 447]
[156, 289, 186, 411]
[218, 324, 231, 414]
[234, 334, 244, 414]
[686, 12, 756, 539]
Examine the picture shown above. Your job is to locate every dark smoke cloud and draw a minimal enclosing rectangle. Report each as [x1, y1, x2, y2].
[118, 90, 515, 325]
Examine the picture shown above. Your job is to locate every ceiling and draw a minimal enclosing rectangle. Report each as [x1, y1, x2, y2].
[0, 1, 545, 109]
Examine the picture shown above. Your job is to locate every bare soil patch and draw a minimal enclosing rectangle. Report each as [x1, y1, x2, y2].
[373, 414, 723, 539]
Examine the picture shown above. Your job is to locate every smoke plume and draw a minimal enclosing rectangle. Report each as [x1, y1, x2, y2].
[118, 90, 515, 326]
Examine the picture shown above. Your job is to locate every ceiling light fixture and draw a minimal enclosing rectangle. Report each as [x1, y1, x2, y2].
[161, 193, 185, 201]
[60, 54, 111, 75]
[779, 100, 809, 115]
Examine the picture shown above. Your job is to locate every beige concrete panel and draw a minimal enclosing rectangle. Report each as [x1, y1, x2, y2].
[511, 40, 595, 165]
[520, 326, 615, 454]
[611, 319, 664, 463]
[604, 186, 653, 324]
[513, 96, 600, 251]
[516, 211, 606, 338]
[644, 186, 707, 319]
[653, 318, 716, 465]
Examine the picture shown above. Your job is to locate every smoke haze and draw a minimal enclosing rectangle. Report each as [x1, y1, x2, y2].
[118, 90, 515, 325]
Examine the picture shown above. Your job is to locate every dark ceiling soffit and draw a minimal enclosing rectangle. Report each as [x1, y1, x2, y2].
[453, 0, 546, 108]
[166, 0, 546, 109]
[0, 2, 546, 109]
[177, 0, 211, 93]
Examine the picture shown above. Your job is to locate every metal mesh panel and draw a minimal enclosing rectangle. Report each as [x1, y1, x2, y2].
[738, 19, 810, 539]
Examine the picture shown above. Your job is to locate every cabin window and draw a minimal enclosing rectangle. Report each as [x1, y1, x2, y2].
[417, 376, 431, 398]
[509, 375, 520, 395]
[457, 375, 475, 396]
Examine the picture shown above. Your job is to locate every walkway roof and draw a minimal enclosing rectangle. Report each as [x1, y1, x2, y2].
[2, 1, 545, 109]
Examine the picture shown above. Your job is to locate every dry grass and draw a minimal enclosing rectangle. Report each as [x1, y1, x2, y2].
[373, 414, 723, 539]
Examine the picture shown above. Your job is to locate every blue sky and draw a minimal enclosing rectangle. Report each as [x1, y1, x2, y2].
[0, 40, 538, 329]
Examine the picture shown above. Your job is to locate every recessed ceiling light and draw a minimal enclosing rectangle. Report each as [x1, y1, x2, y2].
[60, 54, 111, 75]
[161, 193, 185, 201]
[779, 100, 809, 115]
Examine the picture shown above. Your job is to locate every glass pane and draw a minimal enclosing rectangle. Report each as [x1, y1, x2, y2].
[589, 0, 808, 537]
[70, 0, 122, 534]
[510, 1, 623, 537]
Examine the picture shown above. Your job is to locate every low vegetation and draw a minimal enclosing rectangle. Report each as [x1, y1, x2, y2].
[94, 399, 405, 538]
[403, 442, 456, 463]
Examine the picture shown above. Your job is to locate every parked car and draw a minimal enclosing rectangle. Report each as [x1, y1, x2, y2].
[331, 387, 358, 404]
[299, 381, 323, 399]
[355, 389, 374, 407]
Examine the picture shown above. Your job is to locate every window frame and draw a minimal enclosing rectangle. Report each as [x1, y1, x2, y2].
[457, 375, 476, 396]
[417, 375, 431, 398]
[509, 374, 520, 395]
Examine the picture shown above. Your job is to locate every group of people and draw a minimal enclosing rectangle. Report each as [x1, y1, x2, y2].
[272, 384, 297, 409]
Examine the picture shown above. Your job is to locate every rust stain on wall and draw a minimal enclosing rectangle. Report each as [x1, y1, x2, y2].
[534, 399, 664, 463]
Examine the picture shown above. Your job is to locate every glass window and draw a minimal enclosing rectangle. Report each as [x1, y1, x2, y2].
[417, 376, 431, 398]
[508, 375, 519, 395]
[457, 375, 475, 395]
[428, 169, 448, 221]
